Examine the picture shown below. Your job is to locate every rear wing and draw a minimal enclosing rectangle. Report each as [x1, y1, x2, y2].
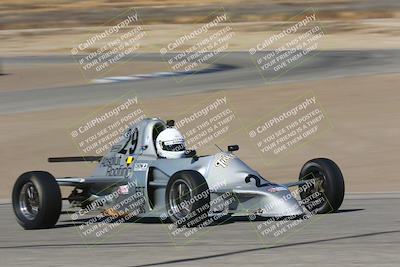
[48, 156, 102, 163]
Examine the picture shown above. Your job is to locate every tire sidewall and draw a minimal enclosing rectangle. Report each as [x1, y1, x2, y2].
[299, 158, 345, 213]
[165, 170, 210, 227]
[12, 171, 62, 229]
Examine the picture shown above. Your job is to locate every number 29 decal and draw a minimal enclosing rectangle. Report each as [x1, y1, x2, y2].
[118, 128, 139, 155]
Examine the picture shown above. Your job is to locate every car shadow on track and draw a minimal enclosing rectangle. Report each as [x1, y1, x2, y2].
[335, 208, 364, 213]
[58, 208, 364, 229]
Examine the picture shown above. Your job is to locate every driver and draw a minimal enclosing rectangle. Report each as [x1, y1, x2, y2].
[155, 128, 186, 159]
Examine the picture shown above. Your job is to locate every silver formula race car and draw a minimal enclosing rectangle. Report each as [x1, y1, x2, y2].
[12, 118, 345, 229]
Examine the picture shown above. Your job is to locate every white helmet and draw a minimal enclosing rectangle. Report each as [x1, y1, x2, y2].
[156, 128, 186, 159]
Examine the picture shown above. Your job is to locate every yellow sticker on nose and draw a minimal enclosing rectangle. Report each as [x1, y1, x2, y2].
[126, 156, 134, 166]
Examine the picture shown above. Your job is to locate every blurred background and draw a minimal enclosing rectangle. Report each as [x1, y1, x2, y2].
[1, 0, 400, 55]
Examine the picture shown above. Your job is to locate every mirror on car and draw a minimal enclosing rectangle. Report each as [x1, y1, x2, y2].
[185, 149, 197, 157]
[228, 145, 239, 152]
[166, 120, 175, 127]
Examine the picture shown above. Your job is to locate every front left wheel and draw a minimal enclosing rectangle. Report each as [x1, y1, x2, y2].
[165, 170, 210, 228]
[12, 171, 62, 229]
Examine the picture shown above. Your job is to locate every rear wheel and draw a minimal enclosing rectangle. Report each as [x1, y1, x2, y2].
[165, 171, 210, 227]
[299, 158, 345, 214]
[12, 171, 62, 229]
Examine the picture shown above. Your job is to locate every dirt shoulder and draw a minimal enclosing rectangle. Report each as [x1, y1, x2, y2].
[1, 18, 400, 57]
[2, 0, 400, 29]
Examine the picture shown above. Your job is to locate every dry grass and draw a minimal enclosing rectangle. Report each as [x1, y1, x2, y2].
[1, 0, 399, 29]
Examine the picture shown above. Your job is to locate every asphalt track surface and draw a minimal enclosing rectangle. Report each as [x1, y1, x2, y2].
[0, 193, 399, 266]
[1, 50, 400, 114]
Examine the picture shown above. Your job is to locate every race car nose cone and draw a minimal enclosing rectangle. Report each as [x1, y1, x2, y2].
[261, 188, 304, 217]
[232, 186, 304, 217]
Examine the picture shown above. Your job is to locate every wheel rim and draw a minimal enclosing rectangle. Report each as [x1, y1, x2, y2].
[168, 179, 193, 220]
[302, 167, 327, 211]
[19, 182, 39, 220]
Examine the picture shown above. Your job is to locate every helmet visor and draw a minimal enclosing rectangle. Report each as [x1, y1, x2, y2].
[161, 142, 185, 152]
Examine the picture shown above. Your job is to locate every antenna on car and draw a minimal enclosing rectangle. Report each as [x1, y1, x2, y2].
[214, 144, 224, 152]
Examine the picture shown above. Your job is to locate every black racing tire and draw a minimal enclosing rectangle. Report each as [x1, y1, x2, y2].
[299, 158, 345, 214]
[165, 170, 210, 228]
[12, 171, 62, 229]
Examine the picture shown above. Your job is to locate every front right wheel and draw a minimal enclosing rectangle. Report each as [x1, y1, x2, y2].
[299, 158, 345, 214]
